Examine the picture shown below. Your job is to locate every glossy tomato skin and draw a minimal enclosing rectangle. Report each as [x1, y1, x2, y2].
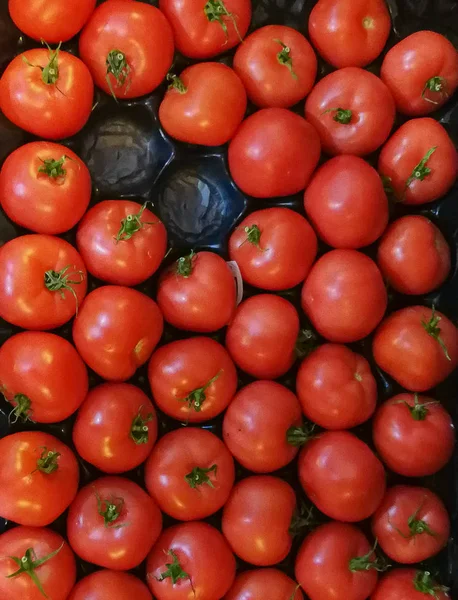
[224, 569, 304, 600]
[228, 207, 318, 291]
[228, 108, 321, 198]
[73, 285, 163, 381]
[371, 568, 451, 600]
[68, 570, 152, 600]
[148, 337, 237, 422]
[73, 383, 158, 474]
[302, 250, 387, 343]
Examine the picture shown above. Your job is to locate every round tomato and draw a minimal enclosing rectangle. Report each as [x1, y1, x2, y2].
[157, 251, 236, 332]
[73, 285, 163, 381]
[148, 337, 237, 422]
[0, 331, 88, 423]
[301, 250, 387, 343]
[0, 235, 87, 330]
[79, 0, 174, 99]
[225, 569, 303, 600]
[372, 485, 450, 564]
[228, 207, 318, 291]
[228, 108, 321, 198]
[76, 200, 167, 286]
[69, 570, 152, 600]
[73, 383, 158, 474]
[67, 476, 162, 570]
[372, 305, 458, 392]
[372, 569, 451, 600]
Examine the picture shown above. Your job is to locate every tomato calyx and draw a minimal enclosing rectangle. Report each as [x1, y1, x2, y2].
[413, 571, 449, 599]
[422, 76, 449, 105]
[166, 73, 187, 94]
[38, 155, 70, 179]
[380, 174, 394, 195]
[348, 540, 389, 573]
[405, 147, 437, 191]
[322, 107, 352, 125]
[22, 40, 61, 87]
[274, 39, 298, 80]
[5, 393, 33, 424]
[175, 250, 196, 278]
[33, 447, 61, 475]
[421, 306, 451, 361]
[286, 423, 316, 447]
[240, 225, 264, 250]
[44, 265, 84, 314]
[288, 584, 302, 600]
[295, 329, 317, 359]
[289, 503, 315, 537]
[204, 0, 242, 42]
[391, 500, 438, 540]
[6, 542, 64, 599]
[115, 201, 156, 242]
[185, 464, 218, 489]
[155, 550, 191, 585]
[94, 488, 128, 528]
[130, 407, 154, 445]
[106, 49, 131, 100]
[397, 394, 439, 421]
[181, 371, 222, 412]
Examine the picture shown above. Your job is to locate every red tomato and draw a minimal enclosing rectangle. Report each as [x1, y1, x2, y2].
[372, 569, 451, 600]
[222, 476, 296, 566]
[0, 46, 93, 140]
[73, 383, 158, 474]
[372, 306, 458, 392]
[145, 428, 235, 521]
[301, 250, 387, 343]
[0, 431, 79, 527]
[372, 486, 450, 564]
[228, 108, 321, 198]
[381, 31, 458, 116]
[228, 207, 318, 291]
[305, 68, 395, 156]
[69, 570, 152, 600]
[225, 569, 303, 600]
[296, 344, 377, 430]
[79, 0, 174, 99]
[0, 331, 88, 423]
[233, 25, 317, 108]
[73, 285, 163, 381]
[77, 200, 167, 286]
[0, 235, 87, 330]
[157, 251, 236, 332]
[298, 431, 386, 522]
[226, 294, 300, 379]
[308, 0, 391, 68]
[67, 476, 162, 570]
[148, 337, 237, 422]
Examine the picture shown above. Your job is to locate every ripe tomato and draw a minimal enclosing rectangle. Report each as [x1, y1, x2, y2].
[145, 428, 235, 521]
[228, 108, 321, 198]
[0, 331, 88, 423]
[0, 235, 87, 330]
[157, 251, 236, 332]
[225, 569, 304, 600]
[372, 486, 450, 564]
[77, 200, 167, 286]
[301, 250, 387, 343]
[373, 393, 455, 477]
[372, 569, 451, 600]
[222, 476, 296, 566]
[233, 25, 317, 108]
[228, 207, 318, 291]
[67, 476, 162, 570]
[305, 68, 395, 156]
[73, 285, 163, 381]
[298, 431, 386, 522]
[0, 142, 91, 235]
[148, 337, 237, 422]
[372, 306, 458, 392]
[73, 383, 158, 474]
[308, 0, 390, 67]
[378, 118, 457, 205]
[69, 570, 152, 600]
[79, 0, 174, 99]
[226, 294, 300, 379]
[0, 46, 93, 140]
[0, 431, 79, 527]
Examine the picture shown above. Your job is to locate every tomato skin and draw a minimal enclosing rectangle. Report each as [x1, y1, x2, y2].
[68, 570, 152, 600]
[371, 568, 451, 600]
[224, 569, 304, 600]
[228, 108, 321, 198]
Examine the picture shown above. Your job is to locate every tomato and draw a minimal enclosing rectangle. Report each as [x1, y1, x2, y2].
[372, 305, 458, 392]
[308, 0, 390, 68]
[73, 383, 158, 474]
[233, 25, 317, 108]
[305, 68, 395, 156]
[228, 108, 321, 198]
[298, 431, 386, 522]
[0, 527, 76, 600]
[79, 0, 174, 99]
[223, 380, 303, 473]
[0, 46, 93, 140]
[225, 569, 304, 600]
[222, 476, 296, 566]
[225, 294, 300, 379]
[372, 485, 450, 564]
[157, 251, 236, 332]
[304, 156, 389, 248]
[67, 476, 162, 571]
[159, 63, 246, 146]
[76, 200, 167, 286]
[372, 569, 451, 600]
[73, 285, 163, 381]
[69, 570, 152, 600]
[0, 235, 87, 330]
[378, 118, 458, 205]
[301, 250, 387, 343]
[0, 142, 91, 235]
[0, 331, 88, 423]
[148, 337, 237, 422]
[228, 207, 318, 291]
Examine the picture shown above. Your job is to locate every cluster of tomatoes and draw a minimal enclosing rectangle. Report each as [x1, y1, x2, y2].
[0, 0, 458, 599]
